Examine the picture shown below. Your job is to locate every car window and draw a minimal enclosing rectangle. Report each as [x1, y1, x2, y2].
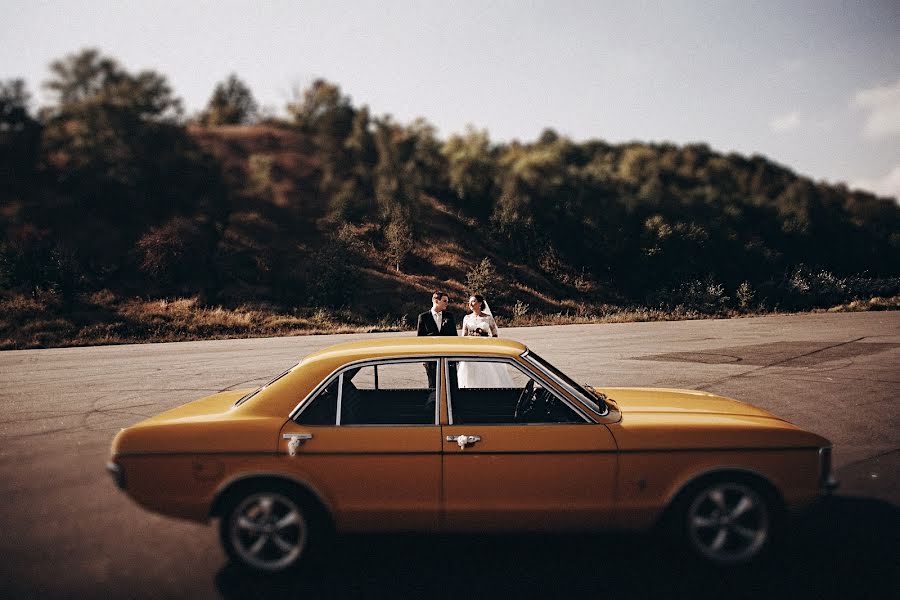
[295, 360, 438, 426]
[342, 361, 437, 425]
[295, 378, 338, 425]
[447, 359, 584, 425]
[524, 351, 604, 414]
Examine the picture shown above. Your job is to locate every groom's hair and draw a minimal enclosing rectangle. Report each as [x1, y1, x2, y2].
[432, 290, 448, 301]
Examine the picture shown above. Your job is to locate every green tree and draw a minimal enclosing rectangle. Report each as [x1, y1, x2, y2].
[200, 74, 258, 125]
[465, 257, 503, 300]
[41, 49, 184, 190]
[287, 79, 355, 149]
[384, 213, 414, 272]
[443, 126, 496, 217]
[36, 49, 222, 289]
[373, 117, 420, 223]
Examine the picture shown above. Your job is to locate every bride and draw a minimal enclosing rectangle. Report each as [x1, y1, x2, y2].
[457, 295, 515, 388]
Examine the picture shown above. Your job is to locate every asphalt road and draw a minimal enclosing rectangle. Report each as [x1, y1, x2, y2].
[1, 312, 897, 599]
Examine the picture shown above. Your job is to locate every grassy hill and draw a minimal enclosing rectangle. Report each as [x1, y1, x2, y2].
[3, 120, 899, 350]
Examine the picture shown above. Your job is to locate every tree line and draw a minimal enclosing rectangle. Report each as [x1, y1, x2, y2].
[2, 49, 899, 319]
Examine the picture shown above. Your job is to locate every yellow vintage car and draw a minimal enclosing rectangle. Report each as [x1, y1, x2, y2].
[107, 337, 835, 572]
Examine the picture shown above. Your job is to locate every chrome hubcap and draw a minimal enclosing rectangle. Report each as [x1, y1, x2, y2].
[687, 482, 769, 563]
[229, 492, 307, 571]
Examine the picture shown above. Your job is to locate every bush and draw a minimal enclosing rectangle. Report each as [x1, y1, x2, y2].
[137, 217, 211, 293]
[511, 299, 530, 322]
[736, 281, 755, 311]
[305, 235, 360, 307]
[384, 216, 414, 272]
[779, 265, 849, 309]
[466, 257, 504, 300]
[662, 277, 729, 314]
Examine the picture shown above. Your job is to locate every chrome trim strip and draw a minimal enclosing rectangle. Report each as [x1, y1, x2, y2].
[444, 356, 591, 425]
[443, 358, 453, 425]
[335, 373, 344, 426]
[435, 359, 442, 424]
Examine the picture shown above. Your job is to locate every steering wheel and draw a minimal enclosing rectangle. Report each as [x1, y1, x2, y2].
[513, 380, 535, 422]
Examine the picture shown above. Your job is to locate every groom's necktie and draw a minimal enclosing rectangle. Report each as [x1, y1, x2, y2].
[433, 311, 442, 330]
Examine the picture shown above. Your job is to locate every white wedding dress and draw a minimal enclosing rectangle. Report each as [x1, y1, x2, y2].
[457, 313, 515, 388]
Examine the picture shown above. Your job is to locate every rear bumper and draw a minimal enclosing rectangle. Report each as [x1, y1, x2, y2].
[819, 447, 839, 496]
[106, 461, 125, 490]
[821, 474, 839, 495]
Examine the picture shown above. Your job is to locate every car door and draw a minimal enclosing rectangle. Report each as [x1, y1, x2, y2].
[442, 358, 618, 531]
[279, 359, 442, 531]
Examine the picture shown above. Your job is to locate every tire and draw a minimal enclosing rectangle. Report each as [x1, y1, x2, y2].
[673, 477, 779, 565]
[219, 484, 318, 573]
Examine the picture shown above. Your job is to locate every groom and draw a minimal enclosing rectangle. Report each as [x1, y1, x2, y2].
[417, 291, 457, 387]
[416, 290, 458, 337]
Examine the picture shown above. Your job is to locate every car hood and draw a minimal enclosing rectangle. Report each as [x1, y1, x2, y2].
[110, 390, 287, 456]
[595, 387, 778, 419]
[595, 386, 830, 450]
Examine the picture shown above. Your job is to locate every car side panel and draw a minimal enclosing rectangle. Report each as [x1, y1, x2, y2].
[277, 423, 443, 531]
[612, 449, 822, 529]
[441, 424, 619, 531]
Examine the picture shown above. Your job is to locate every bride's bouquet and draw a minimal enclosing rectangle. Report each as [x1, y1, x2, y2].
[474, 327, 488, 337]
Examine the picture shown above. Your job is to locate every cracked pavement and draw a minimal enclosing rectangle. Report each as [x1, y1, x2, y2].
[0, 311, 897, 599]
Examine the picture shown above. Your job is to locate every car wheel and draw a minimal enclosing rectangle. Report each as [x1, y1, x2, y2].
[677, 479, 776, 565]
[220, 486, 313, 573]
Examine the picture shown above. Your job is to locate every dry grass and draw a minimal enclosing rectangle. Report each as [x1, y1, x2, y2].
[1, 292, 898, 350]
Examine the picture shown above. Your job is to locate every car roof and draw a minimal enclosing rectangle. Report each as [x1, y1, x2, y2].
[300, 336, 528, 366]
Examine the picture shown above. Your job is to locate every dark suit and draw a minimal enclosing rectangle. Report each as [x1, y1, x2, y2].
[416, 310, 457, 337]
[416, 310, 457, 387]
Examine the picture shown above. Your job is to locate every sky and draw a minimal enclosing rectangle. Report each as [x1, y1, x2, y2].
[2, 0, 899, 200]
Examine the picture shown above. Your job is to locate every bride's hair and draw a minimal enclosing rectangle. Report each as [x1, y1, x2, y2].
[469, 293, 485, 309]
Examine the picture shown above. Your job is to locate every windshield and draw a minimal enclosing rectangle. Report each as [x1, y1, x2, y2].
[523, 351, 606, 415]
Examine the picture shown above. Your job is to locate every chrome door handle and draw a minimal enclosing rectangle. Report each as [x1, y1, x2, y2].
[283, 433, 313, 456]
[446, 434, 481, 449]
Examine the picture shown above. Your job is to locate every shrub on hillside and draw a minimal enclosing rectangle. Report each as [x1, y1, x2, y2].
[137, 217, 212, 294]
[466, 257, 504, 302]
[659, 277, 729, 314]
[778, 265, 849, 309]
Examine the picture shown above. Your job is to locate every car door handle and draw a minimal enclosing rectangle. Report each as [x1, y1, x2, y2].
[446, 434, 481, 449]
[283, 433, 313, 456]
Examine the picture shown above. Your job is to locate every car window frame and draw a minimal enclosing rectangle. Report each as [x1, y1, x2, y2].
[290, 357, 441, 427]
[443, 356, 591, 425]
[521, 350, 609, 417]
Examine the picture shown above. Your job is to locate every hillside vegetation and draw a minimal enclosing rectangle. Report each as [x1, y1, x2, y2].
[2, 50, 899, 349]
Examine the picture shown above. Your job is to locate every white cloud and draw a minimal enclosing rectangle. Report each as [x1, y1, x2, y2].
[854, 78, 900, 140]
[770, 111, 801, 133]
[852, 165, 900, 201]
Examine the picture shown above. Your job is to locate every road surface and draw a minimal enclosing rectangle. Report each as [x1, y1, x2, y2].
[1, 311, 897, 599]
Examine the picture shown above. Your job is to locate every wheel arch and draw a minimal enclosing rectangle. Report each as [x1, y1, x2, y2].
[657, 467, 786, 528]
[209, 472, 335, 529]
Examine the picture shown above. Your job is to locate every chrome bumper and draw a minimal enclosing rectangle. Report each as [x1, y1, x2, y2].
[106, 461, 125, 490]
[819, 447, 839, 495]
